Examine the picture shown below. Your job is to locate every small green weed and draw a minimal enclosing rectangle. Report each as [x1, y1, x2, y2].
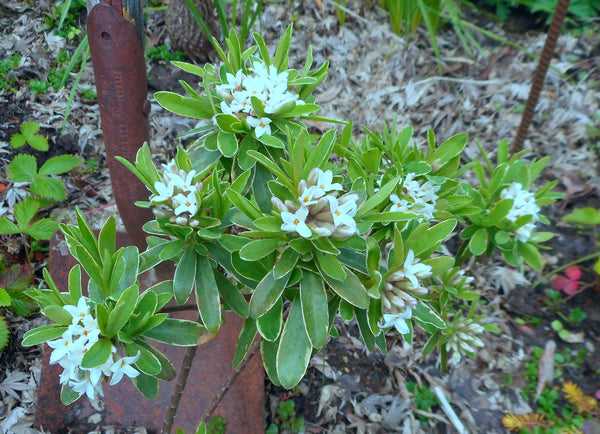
[146, 44, 186, 63]
[0, 53, 22, 93]
[266, 400, 305, 433]
[406, 381, 440, 424]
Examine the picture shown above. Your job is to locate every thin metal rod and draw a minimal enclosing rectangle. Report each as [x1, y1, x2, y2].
[511, 0, 571, 155]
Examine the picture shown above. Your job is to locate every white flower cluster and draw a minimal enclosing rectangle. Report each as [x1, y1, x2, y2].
[150, 160, 202, 225]
[47, 298, 140, 401]
[445, 317, 484, 364]
[500, 182, 540, 242]
[380, 250, 433, 334]
[215, 61, 304, 138]
[272, 168, 358, 239]
[390, 173, 440, 221]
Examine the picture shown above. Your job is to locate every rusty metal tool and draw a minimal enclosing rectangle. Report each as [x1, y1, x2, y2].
[87, 0, 153, 249]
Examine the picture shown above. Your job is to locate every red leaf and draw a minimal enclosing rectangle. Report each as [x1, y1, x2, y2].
[565, 265, 582, 281]
[552, 275, 570, 292]
[564, 280, 580, 295]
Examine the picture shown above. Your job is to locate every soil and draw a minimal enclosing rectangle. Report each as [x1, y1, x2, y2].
[1, 0, 600, 432]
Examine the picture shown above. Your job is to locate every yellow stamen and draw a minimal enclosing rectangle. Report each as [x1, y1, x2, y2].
[293, 219, 300, 225]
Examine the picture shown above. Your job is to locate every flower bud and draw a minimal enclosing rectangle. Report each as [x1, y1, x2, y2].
[307, 167, 320, 186]
[271, 197, 289, 213]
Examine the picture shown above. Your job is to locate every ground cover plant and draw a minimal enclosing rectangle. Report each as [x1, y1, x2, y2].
[1, 0, 600, 431]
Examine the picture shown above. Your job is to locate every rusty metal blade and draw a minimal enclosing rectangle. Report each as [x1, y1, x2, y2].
[87, 4, 154, 249]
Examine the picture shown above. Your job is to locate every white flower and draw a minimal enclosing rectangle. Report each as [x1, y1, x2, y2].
[47, 330, 77, 364]
[389, 250, 432, 289]
[172, 193, 198, 217]
[169, 170, 197, 193]
[246, 116, 272, 138]
[500, 182, 540, 242]
[63, 297, 92, 326]
[151, 181, 174, 204]
[327, 196, 357, 230]
[379, 307, 413, 334]
[109, 352, 141, 385]
[298, 185, 320, 207]
[311, 169, 342, 197]
[69, 371, 104, 401]
[281, 206, 311, 238]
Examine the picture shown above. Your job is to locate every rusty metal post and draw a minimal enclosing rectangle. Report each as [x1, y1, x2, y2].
[87, 1, 153, 249]
[511, 0, 571, 155]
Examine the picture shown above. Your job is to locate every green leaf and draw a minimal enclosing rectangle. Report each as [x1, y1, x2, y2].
[0, 218, 20, 235]
[134, 339, 176, 381]
[323, 267, 369, 309]
[355, 308, 375, 351]
[14, 197, 39, 230]
[217, 131, 238, 157]
[563, 207, 600, 226]
[226, 189, 263, 220]
[261, 339, 281, 386]
[303, 130, 336, 178]
[360, 211, 417, 223]
[27, 134, 49, 151]
[41, 305, 72, 325]
[356, 176, 401, 217]
[105, 284, 139, 337]
[487, 198, 513, 226]
[232, 318, 257, 368]
[60, 384, 82, 405]
[0, 288, 10, 307]
[239, 239, 282, 261]
[195, 256, 221, 334]
[10, 133, 26, 148]
[214, 271, 248, 318]
[22, 325, 67, 346]
[315, 250, 346, 280]
[24, 218, 59, 240]
[300, 270, 328, 349]
[7, 154, 37, 182]
[125, 343, 162, 376]
[428, 133, 467, 167]
[517, 242, 543, 270]
[173, 248, 197, 304]
[469, 227, 489, 256]
[257, 298, 282, 341]
[143, 318, 204, 346]
[21, 121, 40, 137]
[154, 91, 213, 119]
[249, 270, 291, 319]
[276, 299, 312, 389]
[273, 248, 299, 279]
[412, 219, 457, 257]
[38, 155, 84, 176]
[132, 373, 159, 400]
[81, 338, 113, 368]
[413, 302, 445, 329]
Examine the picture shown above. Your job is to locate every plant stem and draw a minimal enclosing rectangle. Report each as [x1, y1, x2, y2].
[162, 331, 217, 434]
[533, 251, 600, 289]
[200, 338, 261, 425]
[162, 344, 198, 434]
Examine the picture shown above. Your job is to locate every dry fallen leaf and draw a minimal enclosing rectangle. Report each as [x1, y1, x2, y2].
[535, 340, 556, 402]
